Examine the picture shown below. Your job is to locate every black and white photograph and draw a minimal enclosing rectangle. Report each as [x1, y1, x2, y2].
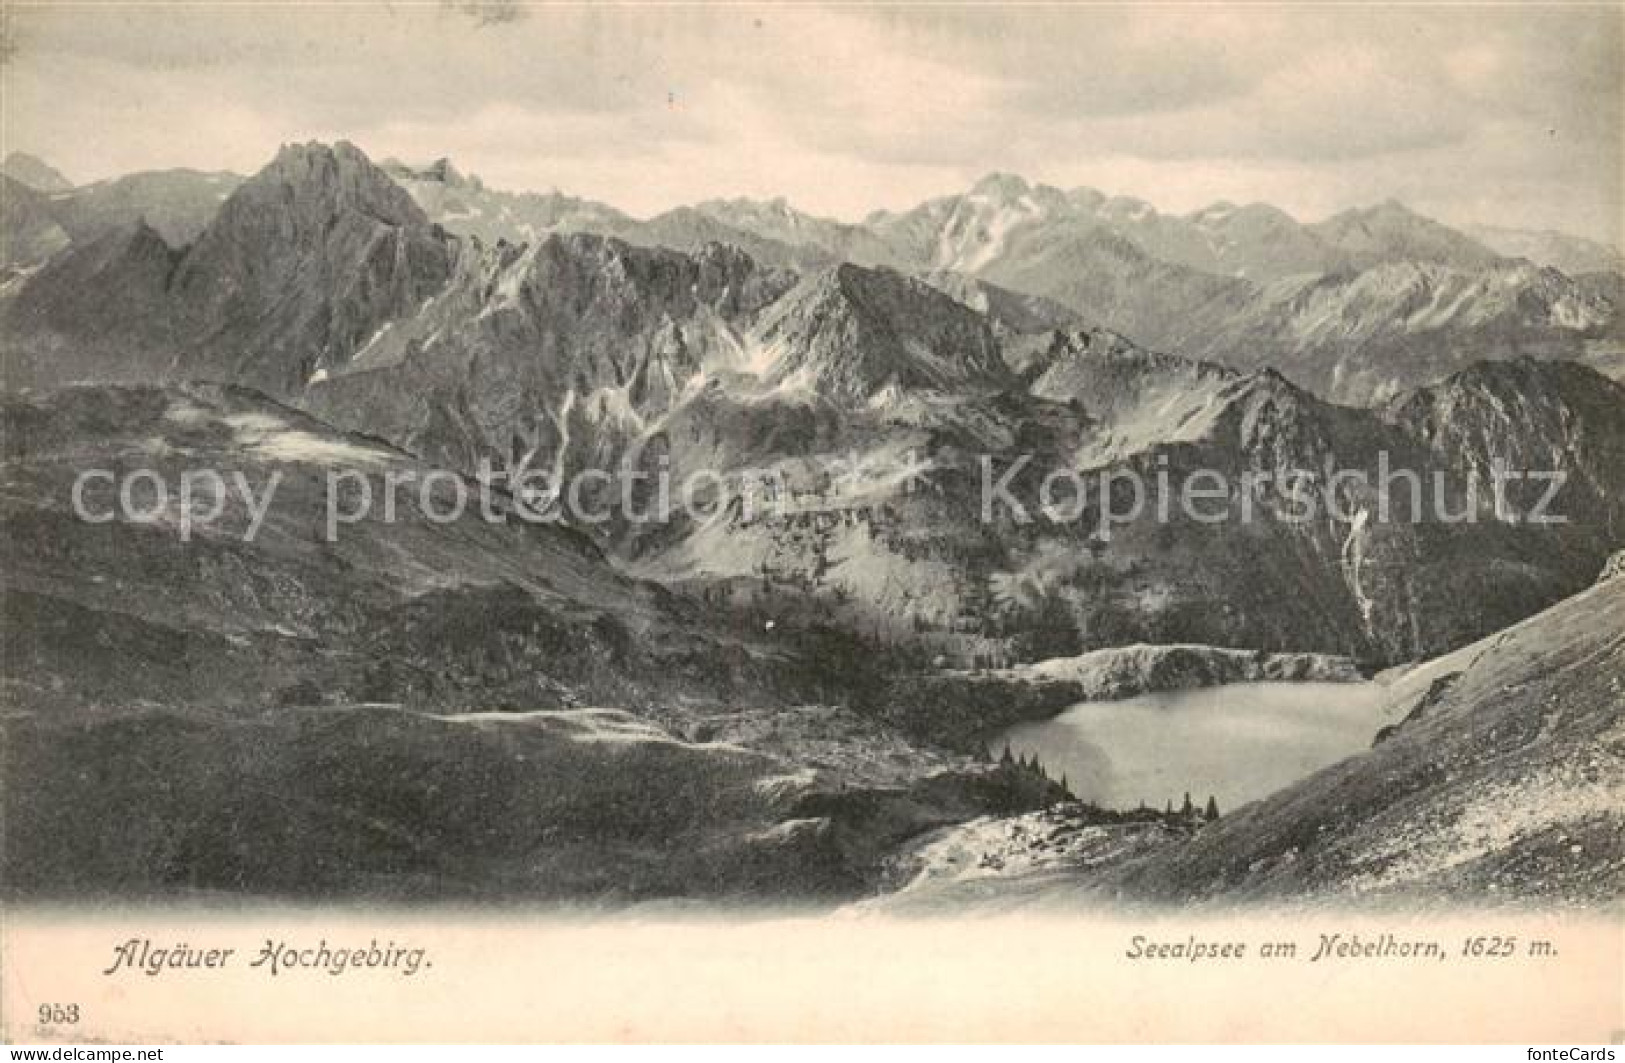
[0, 1, 1621, 1046]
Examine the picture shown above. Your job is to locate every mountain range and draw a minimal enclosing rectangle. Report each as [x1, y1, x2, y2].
[2, 139, 1622, 905]
[6, 146, 1620, 403]
[4, 140, 1622, 667]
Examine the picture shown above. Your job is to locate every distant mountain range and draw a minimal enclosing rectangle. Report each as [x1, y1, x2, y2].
[3, 140, 1622, 906]
[7, 147, 1618, 404]
[5, 140, 1621, 674]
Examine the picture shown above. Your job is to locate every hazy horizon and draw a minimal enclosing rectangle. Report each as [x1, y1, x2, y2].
[3, 4, 1621, 243]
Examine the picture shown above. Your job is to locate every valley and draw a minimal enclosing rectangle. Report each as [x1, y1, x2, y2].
[0, 141, 1621, 909]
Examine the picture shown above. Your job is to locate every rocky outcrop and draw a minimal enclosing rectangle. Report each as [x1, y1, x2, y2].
[0, 174, 70, 271]
[303, 231, 795, 472]
[1599, 550, 1625, 583]
[3, 142, 452, 400]
[756, 263, 1012, 404]
[168, 141, 455, 398]
[48, 169, 244, 246]
[1384, 356, 1625, 536]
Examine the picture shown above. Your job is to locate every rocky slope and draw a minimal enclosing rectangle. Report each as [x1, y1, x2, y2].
[168, 142, 454, 398]
[0, 175, 70, 272]
[974, 235, 1616, 404]
[1, 382, 1065, 901]
[1465, 223, 1625, 277]
[1097, 561, 1625, 906]
[3, 220, 181, 381]
[729, 173, 1620, 403]
[868, 564, 1624, 910]
[1307, 200, 1504, 272]
[47, 168, 243, 247]
[1, 153, 72, 193]
[4, 142, 1620, 674]
[692, 196, 901, 268]
[2, 143, 451, 400]
[754, 264, 1012, 404]
[1384, 358, 1625, 542]
[382, 157, 831, 272]
[1196, 260, 1621, 404]
[380, 156, 632, 246]
[303, 232, 794, 475]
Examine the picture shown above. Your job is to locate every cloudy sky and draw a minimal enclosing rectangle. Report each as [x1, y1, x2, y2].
[4, 3, 1621, 241]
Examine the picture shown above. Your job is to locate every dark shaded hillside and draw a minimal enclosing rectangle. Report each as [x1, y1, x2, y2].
[3, 143, 453, 400]
[0, 383, 858, 715]
[1, 383, 1082, 902]
[0, 175, 70, 271]
[1384, 357, 1625, 542]
[49, 169, 243, 246]
[1094, 562, 1625, 905]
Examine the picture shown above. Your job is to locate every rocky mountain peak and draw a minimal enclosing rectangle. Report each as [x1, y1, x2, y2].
[1371, 197, 1421, 218]
[755, 262, 1009, 404]
[970, 172, 1033, 200]
[1384, 356, 1625, 533]
[380, 155, 476, 190]
[1101, 195, 1158, 222]
[253, 140, 428, 229]
[1311, 199, 1502, 271]
[157, 140, 452, 398]
[1, 152, 73, 193]
[0, 173, 72, 270]
[1064, 187, 1108, 211]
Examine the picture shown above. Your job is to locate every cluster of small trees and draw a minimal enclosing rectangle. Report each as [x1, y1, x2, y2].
[995, 743, 1075, 797]
[1143, 791, 1221, 823]
[986, 743, 1076, 810]
[990, 744, 1225, 825]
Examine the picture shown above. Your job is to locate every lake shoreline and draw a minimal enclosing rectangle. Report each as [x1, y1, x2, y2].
[996, 680, 1389, 812]
[875, 643, 1369, 752]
